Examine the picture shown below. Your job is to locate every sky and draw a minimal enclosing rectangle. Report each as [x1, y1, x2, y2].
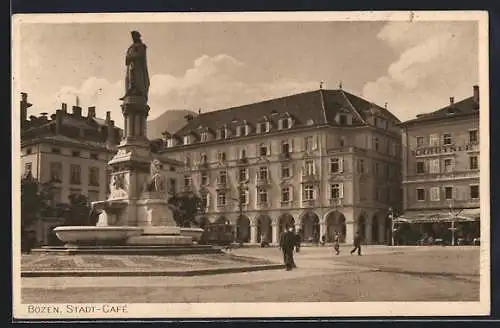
[16, 20, 479, 127]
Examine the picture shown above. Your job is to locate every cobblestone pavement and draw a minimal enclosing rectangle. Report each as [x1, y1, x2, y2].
[21, 246, 480, 303]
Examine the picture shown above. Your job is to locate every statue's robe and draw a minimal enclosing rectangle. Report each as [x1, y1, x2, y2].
[124, 42, 150, 100]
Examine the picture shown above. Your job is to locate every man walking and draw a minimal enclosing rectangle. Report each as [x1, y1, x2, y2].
[280, 227, 296, 271]
[350, 231, 362, 256]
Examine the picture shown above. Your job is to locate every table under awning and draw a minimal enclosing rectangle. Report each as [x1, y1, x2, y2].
[394, 208, 480, 224]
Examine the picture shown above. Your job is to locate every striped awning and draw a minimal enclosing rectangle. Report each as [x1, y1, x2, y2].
[395, 208, 480, 224]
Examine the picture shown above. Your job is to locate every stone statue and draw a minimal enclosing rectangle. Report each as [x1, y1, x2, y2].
[143, 159, 166, 193]
[120, 30, 150, 101]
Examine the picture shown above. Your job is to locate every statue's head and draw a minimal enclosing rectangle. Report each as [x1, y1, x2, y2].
[131, 30, 142, 42]
[150, 159, 163, 174]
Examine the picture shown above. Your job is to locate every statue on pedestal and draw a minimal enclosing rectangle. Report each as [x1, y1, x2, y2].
[120, 30, 150, 101]
[143, 159, 166, 194]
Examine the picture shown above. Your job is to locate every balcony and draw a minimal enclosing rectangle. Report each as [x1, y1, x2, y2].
[256, 177, 271, 187]
[302, 199, 316, 208]
[216, 204, 230, 212]
[280, 200, 292, 208]
[256, 202, 270, 209]
[279, 152, 292, 161]
[301, 172, 319, 183]
[329, 198, 344, 207]
[198, 161, 209, 169]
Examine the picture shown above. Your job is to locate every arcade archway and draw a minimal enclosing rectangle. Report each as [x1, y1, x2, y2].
[256, 215, 272, 243]
[325, 211, 346, 243]
[300, 212, 320, 243]
[357, 213, 366, 241]
[278, 213, 295, 235]
[236, 215, 250, 243]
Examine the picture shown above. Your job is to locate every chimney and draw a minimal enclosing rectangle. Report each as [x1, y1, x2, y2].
[55, 109, 63, 134]
[473, 85, 479, 107]
[20, 92, 32, 124]
[72, 105, 82, 117]
[106, 116, 116, 147]
[449, 97, 454, 106]
[61, 103, 67, 113]
[87, 106, 96, 119]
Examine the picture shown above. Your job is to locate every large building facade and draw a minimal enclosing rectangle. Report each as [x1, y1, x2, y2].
[156, 88, 402, 245]
[399, 86, 480, 243]
[20, 93, 124, 244]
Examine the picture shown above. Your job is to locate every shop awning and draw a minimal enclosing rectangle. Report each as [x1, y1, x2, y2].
[394, 209, 480, 224]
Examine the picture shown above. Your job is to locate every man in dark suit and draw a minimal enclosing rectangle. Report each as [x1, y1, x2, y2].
[280, 227, 297, 270]
[350, 231, 362, 256]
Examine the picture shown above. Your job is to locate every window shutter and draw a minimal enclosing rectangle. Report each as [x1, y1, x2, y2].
[339, 157, 344, 173]
[290, 138, 294, 152]
[339, 183, 344, 198]
[278, 119, 283, 130]
[313, 136, 319, 150]
[289, 186, 294, 201]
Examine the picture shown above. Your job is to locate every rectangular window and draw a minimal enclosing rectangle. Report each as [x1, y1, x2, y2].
[303, 184, 314, 200]
[202, 193, 210, 209]
[217, 191, 226, 206]
[444, 159, 453, 172]
[281, 187, 290, 202]
[416, 161, 425, 174]
[239, 189, 248, 205]
[445, 187, 453, 200]
[72, 150, 80, 157]
[220, 128, 227, 139]
[90, 153, 99, 160]
[416, 137, 425, 148]
[430, 187, 440, 201]
[201, 132, 208, 142]
[429, 159, 440, 173]
[470, 156, 478, 170]
[357, 159, 365, 173]
[218, 171, 227, 185]
[416, 188, 425, 201]
[89, 167, 99, 186]
[24, 162, 32, 174]
[429, 134, 439, 146]
[70, 164, 81, 185]
[374, 137, 379, 151]
[339, 115, 347, 125]
[51, 147, 61, 154]
[304, 136, 313, 152]
[305, 160, 315, 175]
[184, 135, 190, 145]
[281, 141, 290, 154]
[51, 162, 63, 182]
[184, 175, 192, 188]
[238, 168, 248, 182]
[257, 188, 267, 204]
[443, 133, 452, 145]
[239, 149, 247, 159]
[330, 158, 340, 173]
[236, 126, 242, 137]
[282, 119, 289, 129]
[258, 166, 268, 181]
[201, 171, 209, 185]
[470, 185, 479, 199]
[26, 147, 32, 155]
[330, 184, 340, 199]
[281, 165, 290, 178]
[168, 178, 177, 194]
[469, 130, 478, 144]
[200, 153, 208, 164]
[259, 145, 268, 157]
[217, 152, 226, 162]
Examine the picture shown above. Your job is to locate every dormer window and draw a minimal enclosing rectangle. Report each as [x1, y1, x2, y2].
[375, 117, 388, 130]
[339, 115, 347, 125]
[183, 135, 191, 145]
[201, 132, 208, 142]
[257, 121, 270, 134]
[167, 138, 175, 148]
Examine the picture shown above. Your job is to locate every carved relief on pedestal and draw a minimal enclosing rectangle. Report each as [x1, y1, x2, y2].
[109, 172, 129, 199]
[142, 158, 166, 195]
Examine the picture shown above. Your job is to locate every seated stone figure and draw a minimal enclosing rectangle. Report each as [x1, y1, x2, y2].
[143, 158, 166, 194]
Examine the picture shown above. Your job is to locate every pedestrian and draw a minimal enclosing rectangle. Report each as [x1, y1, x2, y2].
[295, 230, 301, 253]
[333, 232, 340, 255]
[280, 226, 296, 271]
[320, 235, 326, 246]
[350, 231, 362, 256]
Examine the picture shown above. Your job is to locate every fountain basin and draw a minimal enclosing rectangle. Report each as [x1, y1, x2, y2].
[180, 227, 204, 242]
[53, 226, 143, 246]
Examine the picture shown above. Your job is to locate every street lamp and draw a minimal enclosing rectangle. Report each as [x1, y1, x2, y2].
[388, 207, 397, 246]
[448, 204, 457, 246]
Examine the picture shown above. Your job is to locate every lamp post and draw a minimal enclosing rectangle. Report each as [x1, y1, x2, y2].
[388, 207, 396, 246]
[448, 204, 457, 246]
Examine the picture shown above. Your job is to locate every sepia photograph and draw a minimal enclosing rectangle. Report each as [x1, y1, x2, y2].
[12, 11, 490, 319]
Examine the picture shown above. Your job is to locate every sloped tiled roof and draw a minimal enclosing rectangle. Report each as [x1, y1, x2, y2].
[402, 96, 479, 126]
[173, 89, 397, 137]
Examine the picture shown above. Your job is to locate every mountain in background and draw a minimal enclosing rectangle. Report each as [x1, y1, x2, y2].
[147, 109, 195, 140]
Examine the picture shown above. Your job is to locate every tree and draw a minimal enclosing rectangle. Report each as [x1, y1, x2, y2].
[20, 171, 52, 251]
[167, 192, 204, 228]
[62, 193, 95, 226]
